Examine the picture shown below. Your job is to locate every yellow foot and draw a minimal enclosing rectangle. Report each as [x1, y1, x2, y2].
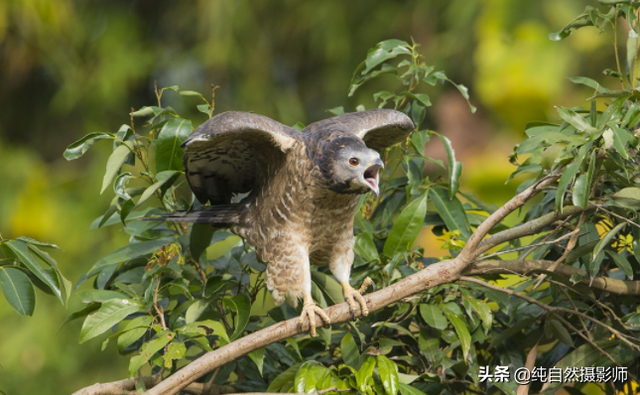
[299, 293, 331, 337]
[342, 277, 375, 320]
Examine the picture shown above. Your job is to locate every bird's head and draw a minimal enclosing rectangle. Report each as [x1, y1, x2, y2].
[311, 133, 385, 196]
[332, 145, 384, 195]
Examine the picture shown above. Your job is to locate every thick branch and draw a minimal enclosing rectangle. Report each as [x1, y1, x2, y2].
[476, 205, 585, 256]
[73, 374, 162, 395]
[72, 374, 235, 395]
[465, 259, 640, 295]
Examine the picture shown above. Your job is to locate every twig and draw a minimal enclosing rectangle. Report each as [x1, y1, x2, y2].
[460, 169, 563, 262]
[531, 215, 583, 289]
[480, 230, 578, 260]
[464, 259, 640, 295]
[475, 205, 585, 256]
[460, 276, 640, 352]
[550, 313, 618, 366]
[593, 203, 640, 229]
[153, 275, 167, 330]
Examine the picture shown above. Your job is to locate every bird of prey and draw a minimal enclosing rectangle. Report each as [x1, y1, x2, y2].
[161, 109, 414, 336]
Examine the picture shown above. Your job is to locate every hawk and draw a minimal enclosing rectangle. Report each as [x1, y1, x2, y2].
[162, 109, 414, 335]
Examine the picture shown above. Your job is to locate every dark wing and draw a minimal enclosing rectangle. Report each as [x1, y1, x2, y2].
[183, 111, 302, 205]
[302, 109, 414, 151]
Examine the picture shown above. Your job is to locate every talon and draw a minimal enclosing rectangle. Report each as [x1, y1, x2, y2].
[299, 294, 331, 337]
[342, 280, 371, 318]
[359, 277, 375, 294]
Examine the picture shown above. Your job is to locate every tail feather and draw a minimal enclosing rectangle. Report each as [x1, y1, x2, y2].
[147, 204, 242, 225]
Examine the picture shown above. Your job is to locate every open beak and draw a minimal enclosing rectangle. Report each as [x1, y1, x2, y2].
[363, 157, 384, 196]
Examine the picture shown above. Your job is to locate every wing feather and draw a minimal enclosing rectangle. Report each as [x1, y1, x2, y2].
[303, 109, 414, 152]
[183, 111, 302, 205]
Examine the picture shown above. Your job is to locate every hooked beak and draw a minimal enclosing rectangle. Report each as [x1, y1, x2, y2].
[363, 157, 384, 196]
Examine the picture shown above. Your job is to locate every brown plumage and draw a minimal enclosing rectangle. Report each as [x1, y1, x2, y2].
[162, 109, 414, 335]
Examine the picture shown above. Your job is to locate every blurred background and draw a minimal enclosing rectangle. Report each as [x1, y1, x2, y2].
[0, 0, 615, 393]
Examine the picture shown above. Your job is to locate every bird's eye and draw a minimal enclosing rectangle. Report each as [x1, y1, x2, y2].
[349, 158, 359, 166]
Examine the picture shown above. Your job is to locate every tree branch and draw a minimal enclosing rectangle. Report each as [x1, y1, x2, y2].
[465, 259, 640, 295]
[459, 170, 562, 262]
[476, 205, 585, 256]
[72, 374, 236, 395]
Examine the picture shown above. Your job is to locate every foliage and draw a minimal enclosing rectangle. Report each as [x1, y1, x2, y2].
[7, 3, 635, 394]
[0, 235, 70, 316]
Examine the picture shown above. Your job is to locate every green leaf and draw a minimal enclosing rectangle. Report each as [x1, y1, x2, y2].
[548, 319, 574, 347]
[554, 340, 618, 372]
[80, 299, 143, 343]
[606, 250, 634, 278]
[311, 270, 345, 306]
[592, 222, 626, 262]
[267, 362, 304, 392]
[4, 240, 64, 304]
[354, 232, 379, 264]
[443, 308, 471, 360]
[101, 142, 134, 194]
[164, 341, 186, 368]
[136, 171, 181, 208]
[356, 357, 376, 393]
[155, 118, 192, 172]
[399, 383, 428, 395]
[447, 80, 476, 113]
[429, 188, 472, 239]
[419, 304, 448, 330]
[556, 106, 596, 133]
[294, 361, 326, 394]
[64, 132, 114, 160]
[437, 134, 462, 198]
[128, 330, 175, 375]
[555, 143, 590, 212]
[87, 238, 172, 277]
[568, 76, 607, 93]
[611, 187, 640, 210]
[248, 348, 265, 375]
[131, 106, 161, 117]
[113, 172, 133, 200]
[0, 267, 36, 316]
[223, 293, 251, 340]
[197, 104, 212, 116]
[606, 126, 632, 159]
[117, 317, 153, 352]
[465, 298, 493, 331]
[190, 223, 215, 262]
[327, 106, 345, 116]
[76, 290, 129, 304]
[383, 192, 428, 256]
[377, 356, 399, 395]
[14, 237, 60, 249]
[362, 39, 411, 76]
[549, 13, 593, 41]
[571, 174, 589, 209]
[411, 130, 428, 156]
[179, 90, 208, 101]
[340, 331, 361, 369]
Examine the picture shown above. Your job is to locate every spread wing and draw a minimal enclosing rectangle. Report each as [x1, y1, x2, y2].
[182, 111, 302, 205]
[303, 109, 414, 151]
